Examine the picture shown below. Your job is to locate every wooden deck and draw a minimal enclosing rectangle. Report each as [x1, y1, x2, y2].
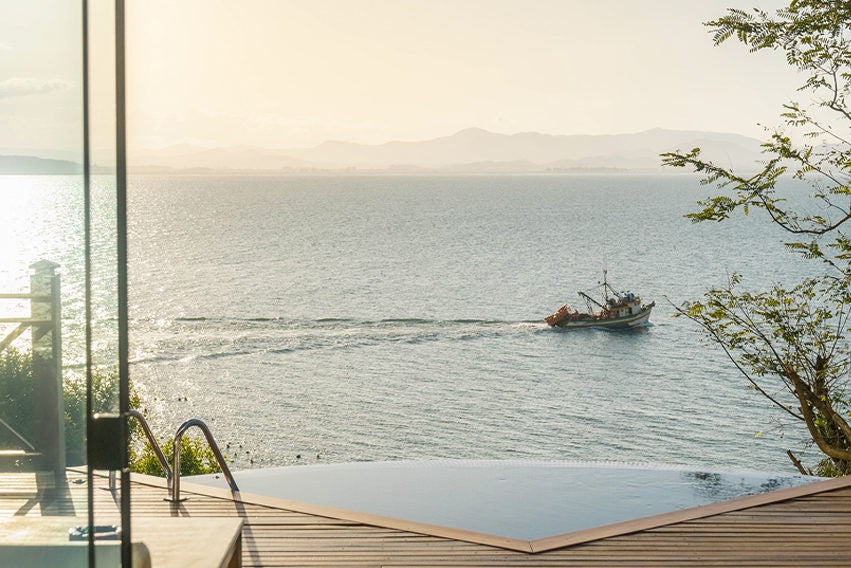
[5, 469, 851, 566]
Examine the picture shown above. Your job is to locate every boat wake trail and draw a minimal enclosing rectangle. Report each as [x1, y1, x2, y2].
[130, 316, 549, 365]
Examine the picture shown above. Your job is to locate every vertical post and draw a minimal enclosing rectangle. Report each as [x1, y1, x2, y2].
[81, 0, 94, 561]
[29, 260, 65, 477]
[115, 2, 132, 565]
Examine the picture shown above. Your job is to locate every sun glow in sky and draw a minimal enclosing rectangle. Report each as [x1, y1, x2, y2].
[3, 0, 801, 156]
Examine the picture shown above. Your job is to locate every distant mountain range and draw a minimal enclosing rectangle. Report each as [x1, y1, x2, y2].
[0, 155, 83, 175]
[3, 128, 766, 174]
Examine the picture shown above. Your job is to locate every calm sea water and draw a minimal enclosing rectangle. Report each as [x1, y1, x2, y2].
[0, 174, 819, 473]
[123, 173, 817, 473]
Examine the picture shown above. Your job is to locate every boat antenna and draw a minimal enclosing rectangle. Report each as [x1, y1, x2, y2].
[603, 269, 608, 303]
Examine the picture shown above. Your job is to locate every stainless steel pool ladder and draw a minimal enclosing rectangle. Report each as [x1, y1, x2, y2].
[169, 418, 239, 501]
[128, 409, 171, 482]
[119, 410, 239, 502]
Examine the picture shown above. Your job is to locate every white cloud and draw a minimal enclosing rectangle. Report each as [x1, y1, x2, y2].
[0, 77, 73, 99]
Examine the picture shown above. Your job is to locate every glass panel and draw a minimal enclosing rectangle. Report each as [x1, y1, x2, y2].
[87, 0, 132, 564]
[0, 0, 92, 565]
[87, 0, 120, 402]
[0, 0, 130, 564]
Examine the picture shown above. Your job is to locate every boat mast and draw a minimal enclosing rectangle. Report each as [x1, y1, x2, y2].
[602, 269, 608, 303]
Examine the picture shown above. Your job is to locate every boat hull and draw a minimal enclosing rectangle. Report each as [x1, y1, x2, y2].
[552, 304, 654, 330]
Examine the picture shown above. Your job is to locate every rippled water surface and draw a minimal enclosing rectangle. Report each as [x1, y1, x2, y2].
[118, 174, 818, 472]
[1, 174, 820, 472]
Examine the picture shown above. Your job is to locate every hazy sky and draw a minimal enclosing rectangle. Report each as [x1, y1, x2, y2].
[3, 0, 803, 156]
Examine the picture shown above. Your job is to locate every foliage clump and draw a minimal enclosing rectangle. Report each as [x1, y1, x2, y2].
[131, 433, 222, 477]
[0, 348, 35, 443]
[663, 0, 851, 476]
[0, 346, 223, 476]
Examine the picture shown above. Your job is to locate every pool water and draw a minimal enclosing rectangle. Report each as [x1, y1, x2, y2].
[190, 460, 816, 541]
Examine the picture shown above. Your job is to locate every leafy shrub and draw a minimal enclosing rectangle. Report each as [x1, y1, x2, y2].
[0, 348, 35, 448]
[63, 364, 137, 466]
[0, 346, 225, 475]
[131, 433, 223, 477]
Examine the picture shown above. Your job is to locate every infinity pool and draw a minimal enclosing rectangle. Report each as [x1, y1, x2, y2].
[190, 460, 816, 541]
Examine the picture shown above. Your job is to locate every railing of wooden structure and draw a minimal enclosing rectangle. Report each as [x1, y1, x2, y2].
[1, 263, 238, 500]
[0, 261, 64, 475]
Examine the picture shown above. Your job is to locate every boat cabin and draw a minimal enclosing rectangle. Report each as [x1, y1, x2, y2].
[606, 293, 642, 318]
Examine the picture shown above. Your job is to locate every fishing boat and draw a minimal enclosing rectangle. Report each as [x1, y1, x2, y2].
[545, 271, 654, 330]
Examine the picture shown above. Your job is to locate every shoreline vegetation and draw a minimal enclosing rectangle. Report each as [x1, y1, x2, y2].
[662, 1, 851, 477]
[0, 346, 222, 476]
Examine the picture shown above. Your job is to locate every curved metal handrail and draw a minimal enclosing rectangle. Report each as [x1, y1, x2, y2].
[170, 418, 238, 502]
[127, 409, 172, 481]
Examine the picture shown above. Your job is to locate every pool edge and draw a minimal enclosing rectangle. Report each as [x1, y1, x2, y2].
[128, 471, 851, 554]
